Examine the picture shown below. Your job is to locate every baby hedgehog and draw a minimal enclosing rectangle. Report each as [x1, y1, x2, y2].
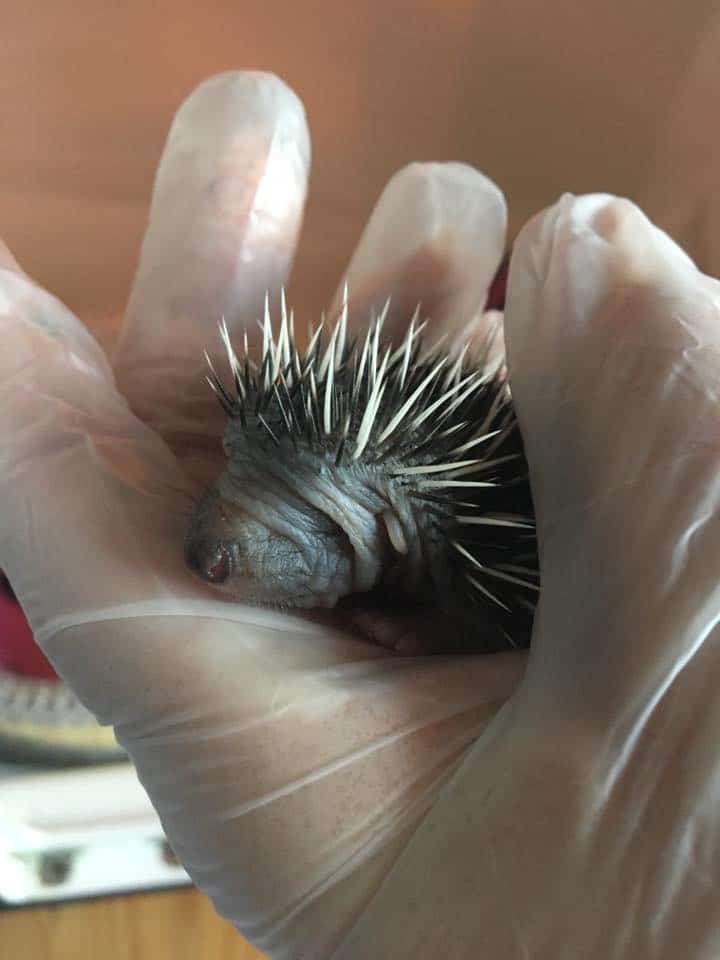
[184, 294, 539, 654]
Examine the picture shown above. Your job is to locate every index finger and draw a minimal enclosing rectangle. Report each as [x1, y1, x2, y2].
[113, 72, 311, 440]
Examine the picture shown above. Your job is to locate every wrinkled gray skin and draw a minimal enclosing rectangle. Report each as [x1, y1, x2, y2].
[184, 419, 433, 610]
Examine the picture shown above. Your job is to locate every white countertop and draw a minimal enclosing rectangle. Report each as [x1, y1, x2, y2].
[0, 761, 190, 905]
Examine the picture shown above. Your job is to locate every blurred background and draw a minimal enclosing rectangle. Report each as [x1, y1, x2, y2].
[1, 1, 718, 344]
[0, 2, 718, 957]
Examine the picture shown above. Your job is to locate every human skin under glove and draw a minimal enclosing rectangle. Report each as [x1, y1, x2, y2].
[1, 71, 719, 959]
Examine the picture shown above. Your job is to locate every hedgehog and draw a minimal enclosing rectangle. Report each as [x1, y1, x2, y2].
[184, 291, 539, 654]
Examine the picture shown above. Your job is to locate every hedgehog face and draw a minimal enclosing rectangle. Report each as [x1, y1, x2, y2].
[184, 481, 356, 609]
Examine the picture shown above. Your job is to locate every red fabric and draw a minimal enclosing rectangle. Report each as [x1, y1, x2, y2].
[0, 579, 58, 680]
[486, 254, 509, 312]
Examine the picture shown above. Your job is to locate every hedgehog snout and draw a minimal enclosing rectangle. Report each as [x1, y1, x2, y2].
[184, 488, 240, 587]
[184, 483, 357, 607]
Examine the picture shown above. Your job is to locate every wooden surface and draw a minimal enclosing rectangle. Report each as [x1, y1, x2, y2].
[0, 1, 710, 343]
[0, 888, 266, 960]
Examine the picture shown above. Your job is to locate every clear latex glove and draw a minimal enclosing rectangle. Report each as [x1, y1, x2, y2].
[335, 196, 720, 959]
[1, 71, 718, 960]
[0, 71, 521, 959]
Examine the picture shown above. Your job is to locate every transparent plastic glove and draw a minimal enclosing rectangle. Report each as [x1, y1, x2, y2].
[335, 195, 720, 958]
[0, 71, 521, 959]
[1, 72, 718, 960]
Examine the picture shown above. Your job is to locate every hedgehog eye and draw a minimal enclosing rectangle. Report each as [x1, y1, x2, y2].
[206, 548, 232, 583]
[185, 539, 233, 585]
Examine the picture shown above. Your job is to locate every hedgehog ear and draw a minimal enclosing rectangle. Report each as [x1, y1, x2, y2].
[382, 510, 408, 556]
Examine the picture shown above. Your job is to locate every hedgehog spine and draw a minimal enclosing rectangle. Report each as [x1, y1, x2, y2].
[194, 288, 539, 652]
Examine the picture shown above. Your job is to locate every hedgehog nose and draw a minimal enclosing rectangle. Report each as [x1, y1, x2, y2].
[185, 538, 233, 585]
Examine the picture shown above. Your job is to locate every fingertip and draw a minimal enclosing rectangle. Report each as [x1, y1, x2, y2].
[504, 192, 720, 541]
[169, 71, 311, 173]
[0, 236, 25, 276]
[505, 192, 707, 372]
[587, 195, 700, 288]
[330, 162, 507, 341]
[116, 70, 312, 416]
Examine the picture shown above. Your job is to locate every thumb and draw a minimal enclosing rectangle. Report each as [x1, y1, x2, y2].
[504, 194, 720, 720]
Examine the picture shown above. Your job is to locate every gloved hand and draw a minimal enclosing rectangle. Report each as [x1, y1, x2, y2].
[1, 71, 718, 960]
